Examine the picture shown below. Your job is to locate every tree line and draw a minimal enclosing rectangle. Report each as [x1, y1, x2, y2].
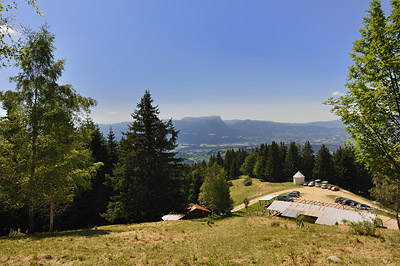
[2, 0, 400, 232]
[205, 142, 372, 197]
[0, 24, 373, 233]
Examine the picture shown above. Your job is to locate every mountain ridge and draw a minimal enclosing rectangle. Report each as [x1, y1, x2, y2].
[98, 116, 347, 148]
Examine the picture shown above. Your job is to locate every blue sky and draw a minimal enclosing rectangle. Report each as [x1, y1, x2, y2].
[0, 0, 393, 123]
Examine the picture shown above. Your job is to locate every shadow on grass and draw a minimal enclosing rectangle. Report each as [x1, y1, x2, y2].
[3, 228, 111, 241]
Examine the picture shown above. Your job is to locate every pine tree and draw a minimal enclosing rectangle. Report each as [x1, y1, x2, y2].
[300, 141, 315, 180]
[265, 141, 282, 182]
[104, 91, 184, 223]
[313, 144, 335, 182]
[284, 141, 301, 180]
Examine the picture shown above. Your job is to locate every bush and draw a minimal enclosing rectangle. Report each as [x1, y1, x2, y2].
[295, 214, 305, 228]
[342, 217, 383, 237]
[243, 176, 252, 186]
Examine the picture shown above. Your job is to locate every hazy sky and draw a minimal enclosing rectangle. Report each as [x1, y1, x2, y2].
[0, 0, 393, 123]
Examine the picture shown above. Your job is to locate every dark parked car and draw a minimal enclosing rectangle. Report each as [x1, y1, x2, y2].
[327, 185, 333, 190]
[287, 191, 300, 197]
[342, 199, 352, 205]
[356, 203, 372, 210]
[277, 194, 294, 202]
[350, 201, 358, 208]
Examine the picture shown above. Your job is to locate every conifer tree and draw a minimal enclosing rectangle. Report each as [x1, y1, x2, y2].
[313, 144, 335, 182]
[104, 91, 184, 223]
[284, 141, 301, 180]
[265, 141, 282, 182]
[300, 141, 315, 180]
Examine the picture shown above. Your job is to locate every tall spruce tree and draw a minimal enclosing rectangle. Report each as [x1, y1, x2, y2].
[104, 91, 184, 223]
[313, 144, 335, 182]
[300, 141, 315, 180]
[265, 141, 282, 182]
[284, 141, 301, 180]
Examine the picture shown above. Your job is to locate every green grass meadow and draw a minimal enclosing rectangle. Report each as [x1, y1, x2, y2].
[1, 216, 400, 265]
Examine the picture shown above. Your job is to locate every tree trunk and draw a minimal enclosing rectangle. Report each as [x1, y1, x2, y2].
[49, 200, 54, 233]
[28, 204, 34, 234]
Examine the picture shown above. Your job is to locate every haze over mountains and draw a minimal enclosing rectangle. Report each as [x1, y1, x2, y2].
[98, 116, 347, 149]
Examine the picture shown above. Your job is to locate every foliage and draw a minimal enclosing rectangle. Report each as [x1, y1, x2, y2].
[342, 217, 383, 237]
[0, 25, 98, 233]
[243, 176, 252, 186]
[0, 0, 41, 67]
[300, 141, 315, 179]
[265, 141, 283, 182]
[243, 197, 250, 209]
[198, 163, 233, 214]
[295, 213, 305, 228]
[326, 0, 400, 228]
[313, 144, 334, 181]
[284, 141, 301, 179]
[104, 91, 184, 223]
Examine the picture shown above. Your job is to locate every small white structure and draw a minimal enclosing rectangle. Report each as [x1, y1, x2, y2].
[293, 171, 305, 185]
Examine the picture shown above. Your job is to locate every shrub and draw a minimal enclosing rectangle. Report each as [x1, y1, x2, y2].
[243, 176, 252, 186]
[243, 198, 250, 209]
[342, 217, 383, 237]
[295, 214, 305, 228]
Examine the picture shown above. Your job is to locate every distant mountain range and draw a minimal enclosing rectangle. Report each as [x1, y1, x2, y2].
[98, 116, 348, 149]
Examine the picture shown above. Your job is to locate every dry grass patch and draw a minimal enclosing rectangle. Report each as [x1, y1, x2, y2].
[230, 177, 297, 206]
[1, 216, 400, 265]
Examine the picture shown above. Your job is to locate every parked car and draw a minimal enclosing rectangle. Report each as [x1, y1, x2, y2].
[327, 185, 333, 190]
[315, 183, 321, 188]
[338, 197, 347, 204]
[356, 203, 371, 210]
[308, 181, 315, 187]
[334, 197, 344, 203]
[287, 191, 300, 197]
[350, 201, 358, 208]
[321, 184, 328, 189]
[303, 181, 309, 186]
[331, 186, 339, 191]
[277, 194, 294, 202]
[342, 199, 352, 205]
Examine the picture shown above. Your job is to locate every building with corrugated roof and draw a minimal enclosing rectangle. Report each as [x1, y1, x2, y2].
[267, 200, 376, 225]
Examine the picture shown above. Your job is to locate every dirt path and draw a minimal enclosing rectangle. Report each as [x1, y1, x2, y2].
[233, 186, 399, 230]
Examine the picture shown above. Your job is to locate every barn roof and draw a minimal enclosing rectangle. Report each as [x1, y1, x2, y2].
[267, 200, 376, 225]
[161, 214, 185, 221]
[187, 204, 211, 212]
[258, 194, 279, 201]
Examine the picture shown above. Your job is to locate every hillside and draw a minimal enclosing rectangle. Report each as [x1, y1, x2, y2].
[98, 116, 348, 148]
[1, 216, 399, 265]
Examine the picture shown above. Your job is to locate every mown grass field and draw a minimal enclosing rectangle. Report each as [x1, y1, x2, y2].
[1, 215, 400, 265]
[230, 177, 297, 206]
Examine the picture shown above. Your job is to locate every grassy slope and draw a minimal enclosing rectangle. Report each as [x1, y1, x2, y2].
[230, 177, 297, 206]
[1, 216, 400, 265]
